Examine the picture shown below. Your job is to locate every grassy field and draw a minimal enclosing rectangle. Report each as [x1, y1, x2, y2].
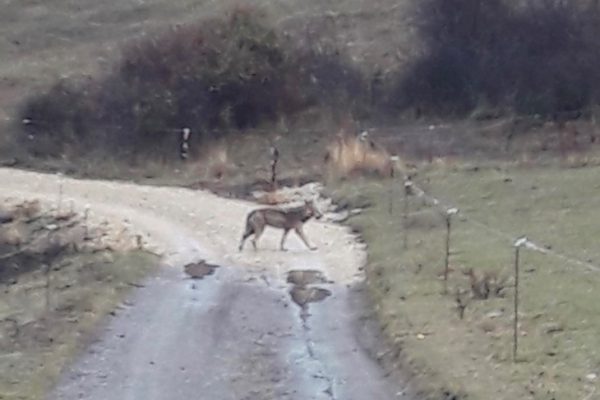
[329, 162, 600, 399]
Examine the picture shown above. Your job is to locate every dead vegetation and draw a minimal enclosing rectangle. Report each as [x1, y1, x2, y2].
[452, 267, 509, 320]
[202, 142, 231, 181]
[324, 128, 396, 178]
[253, 191, 288, 206]
[460, 267, 508, 300]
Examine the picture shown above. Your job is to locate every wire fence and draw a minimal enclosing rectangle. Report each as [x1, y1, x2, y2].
[393, 169, 600, 362]
[402, 174, 600, 273]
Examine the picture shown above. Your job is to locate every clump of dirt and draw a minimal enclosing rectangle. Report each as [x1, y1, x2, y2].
[184, 261, 219, 280]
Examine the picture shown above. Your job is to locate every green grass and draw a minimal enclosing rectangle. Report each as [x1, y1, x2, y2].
[0, 250, 158, 400]
[330, 163, 600, 400]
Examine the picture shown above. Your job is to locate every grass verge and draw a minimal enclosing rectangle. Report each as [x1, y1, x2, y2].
[328, 163, 600, 400]
[0, 251, 158, 400]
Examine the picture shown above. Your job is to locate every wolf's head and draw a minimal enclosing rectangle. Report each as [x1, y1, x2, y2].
[304, 199, 323, 220]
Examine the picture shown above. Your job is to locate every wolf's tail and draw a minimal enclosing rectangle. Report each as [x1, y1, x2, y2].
[238, 211, 256, 251]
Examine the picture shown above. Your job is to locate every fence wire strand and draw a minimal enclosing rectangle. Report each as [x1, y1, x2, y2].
[402, 175, 600, 273]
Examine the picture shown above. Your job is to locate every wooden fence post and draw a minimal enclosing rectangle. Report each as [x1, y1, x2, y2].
[57, 173, 64, 215]
[443, 208, 459, 294]
[402, 179, 413, 249]
[513, 236, 527, 361]
[180, 127, 191, 160]
[270, 145, 279, 191]
[83, 205, 90, 240]
[388, 156, 400, 215]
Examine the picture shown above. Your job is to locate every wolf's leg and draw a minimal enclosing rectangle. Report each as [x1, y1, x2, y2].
[252, 224, 265, 250]
[295, 226, 317, 251]
[280, 229, 290, 251]
[239, 225, 254, 251]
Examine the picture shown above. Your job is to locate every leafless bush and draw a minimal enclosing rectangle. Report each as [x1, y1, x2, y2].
[19, 7, 367, 162]
[462, 267, 507, 300]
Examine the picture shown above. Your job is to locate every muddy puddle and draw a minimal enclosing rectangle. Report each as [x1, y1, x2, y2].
[287, 269, 332, 308]
[183, 261, 219, 280]
[290, 286, 332, 307]
[286, 269, 331, 286]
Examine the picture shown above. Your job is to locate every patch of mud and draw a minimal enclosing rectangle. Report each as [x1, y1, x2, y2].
[286, 269, 330, 286]
[183, 261, 219, 280]
[286, 269, 336, 398]
[289, 286, 332, 308]
[287, 269, 332, 309]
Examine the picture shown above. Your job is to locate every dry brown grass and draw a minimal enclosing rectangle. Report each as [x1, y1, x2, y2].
[254, 191, 288, 205]
[191, 141, 233, 181]
[0, 200, 44, 248]
[324, 129, 395, 178]
[0, 223, 26, 248]
[12, 200, 41, 222]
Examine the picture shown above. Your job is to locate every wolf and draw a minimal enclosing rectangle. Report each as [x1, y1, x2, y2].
[238, 200, 322, 251]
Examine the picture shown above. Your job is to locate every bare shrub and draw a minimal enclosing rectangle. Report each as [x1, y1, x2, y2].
[197, 141, 231, 181]
[19, 8, 367, 162]
[462, 267, 507, 300]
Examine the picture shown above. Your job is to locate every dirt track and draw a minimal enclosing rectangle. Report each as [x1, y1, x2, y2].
[0, 168, 405, 400]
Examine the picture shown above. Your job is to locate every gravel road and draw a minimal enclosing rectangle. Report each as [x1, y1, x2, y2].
[0, 168, 406, 400]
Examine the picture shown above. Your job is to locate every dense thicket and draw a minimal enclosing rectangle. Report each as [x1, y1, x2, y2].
[392, 0, 600, 117]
